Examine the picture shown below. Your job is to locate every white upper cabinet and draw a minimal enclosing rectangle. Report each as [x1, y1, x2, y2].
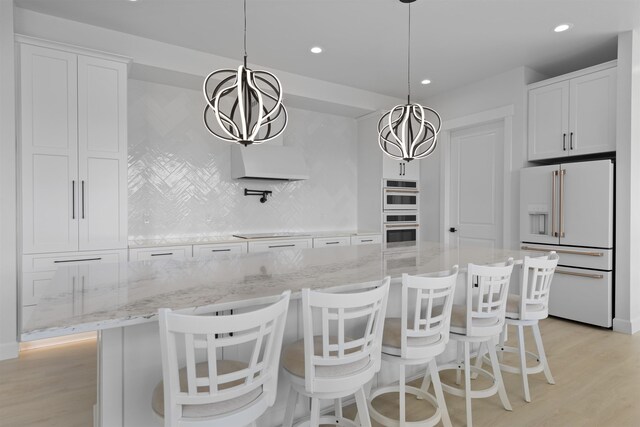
[527, 63, 616, 161]
[382, 155, 420, 180]
[568, 67, 617, 156]
[19, 40, 128, 254]
[528, 81, 569, 160]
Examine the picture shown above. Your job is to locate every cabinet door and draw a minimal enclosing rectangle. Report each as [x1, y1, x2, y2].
[20, 44, 79, 254]
[402, 160, 420, 180]
[528, 81, 570, 161]
[382, 155, 403, 179]
[77, 56, 128, 251]
[569, 68, 617, 156]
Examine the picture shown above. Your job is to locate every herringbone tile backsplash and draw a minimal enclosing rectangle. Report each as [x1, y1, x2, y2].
[128, 79, 358, 240]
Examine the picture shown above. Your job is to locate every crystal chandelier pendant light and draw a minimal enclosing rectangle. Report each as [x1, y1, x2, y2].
[203, 0, 287, 146]
[378, 0, 442, 161]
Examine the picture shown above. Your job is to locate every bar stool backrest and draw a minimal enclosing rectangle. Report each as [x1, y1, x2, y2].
[520, 252, 559, 320]
[301, 277, 390, 394]
[466, 259, 514, 337]
[158, 291, 291, 425]
[401, 266, 459, 359]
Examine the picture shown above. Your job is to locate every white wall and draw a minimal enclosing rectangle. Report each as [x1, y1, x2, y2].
[128, 79, 358, 239]
[0, 1, 18, 360]
[613, 30, 640, 334]
[418, 66, 545, 248]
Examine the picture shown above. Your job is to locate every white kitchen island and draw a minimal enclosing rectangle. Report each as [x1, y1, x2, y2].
[22, 241, 536, 427]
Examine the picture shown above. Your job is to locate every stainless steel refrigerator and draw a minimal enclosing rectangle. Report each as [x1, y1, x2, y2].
[520, 159, 614, 327]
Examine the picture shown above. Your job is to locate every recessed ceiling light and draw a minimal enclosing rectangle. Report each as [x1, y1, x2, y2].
[310, 46, 323, 54]
[554, 23, 573, 33]
[421, 79, 431, 85]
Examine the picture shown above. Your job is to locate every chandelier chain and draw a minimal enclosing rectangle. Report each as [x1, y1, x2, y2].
[243, 0, 248, 66]
[407, 3, 411, 104]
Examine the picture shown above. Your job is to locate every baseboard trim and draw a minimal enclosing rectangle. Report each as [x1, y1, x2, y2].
[613, 317, 640, 334]
[19, 331, 97, 351]
[0, 340, 19, 360]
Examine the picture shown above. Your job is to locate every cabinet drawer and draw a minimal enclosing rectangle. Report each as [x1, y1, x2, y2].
[129, 246, 192, 261]
[312, 236, 351, 248]
[22, 250, 127, 273]
[548, 267, 612, 327]
[520, 244, 612, 270]
[350, 235, 382, 246]
[248, 239, 312, 253]
[22, 270, 56, 306]
[193, 242, 247, 258]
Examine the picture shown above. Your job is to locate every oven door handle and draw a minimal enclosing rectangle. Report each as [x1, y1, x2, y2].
[385, 224, 420, 228]
[384, 189, 420, 194]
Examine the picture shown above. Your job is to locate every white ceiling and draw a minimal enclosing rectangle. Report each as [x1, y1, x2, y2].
[14, 0, 640, 99]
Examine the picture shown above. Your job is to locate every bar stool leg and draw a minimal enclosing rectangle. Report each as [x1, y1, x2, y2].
[334, 397, 343, 419]
[517, 325, 531, 402]
[354, 388, 372, 427]
[399, 364, 406, 424]
[429, 359, 452, 427]
[487, 336, 512, 411]
[456, 341, 463, 385]
[463, 341, 473, 427]
[282, 385, 297, 427]
[532, 322, 555, 385]
[419, 365, 432, 394]
[498, 325, 507, 362]
[310, 397, 320, 426]
[471, 341, 486, 380]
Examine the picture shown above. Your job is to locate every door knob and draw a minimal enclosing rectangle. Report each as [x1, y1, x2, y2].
[449, 227, 458, 233]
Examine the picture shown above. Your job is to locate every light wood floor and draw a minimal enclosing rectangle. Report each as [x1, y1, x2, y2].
[1, 317, 639, 426]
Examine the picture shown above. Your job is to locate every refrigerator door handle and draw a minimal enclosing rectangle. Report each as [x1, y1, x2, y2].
[552, 170, 558, 237]
[559, 169, 566, 238]
[555, 269, 604, 280]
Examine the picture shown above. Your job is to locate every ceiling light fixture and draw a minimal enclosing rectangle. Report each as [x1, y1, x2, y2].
[378, 0, 441, 162]
[310, 46, 323, 54]
[203, 0, 287, 146]
[421, 79, 431, 85]
[554, 23, 573, 33]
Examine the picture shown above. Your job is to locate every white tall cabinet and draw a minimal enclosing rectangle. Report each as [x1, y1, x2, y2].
[18, 38, 129, 328]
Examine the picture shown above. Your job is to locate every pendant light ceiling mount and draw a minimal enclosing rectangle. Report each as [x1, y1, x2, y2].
[378, 0, 442, 162]
[203, 0, 287, 146]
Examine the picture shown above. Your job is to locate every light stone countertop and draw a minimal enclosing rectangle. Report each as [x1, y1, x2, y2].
[22, 241, 537, 341]
[127, 230, 381, 249]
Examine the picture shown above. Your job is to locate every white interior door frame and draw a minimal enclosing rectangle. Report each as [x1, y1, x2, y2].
[440, 105, 514, 248]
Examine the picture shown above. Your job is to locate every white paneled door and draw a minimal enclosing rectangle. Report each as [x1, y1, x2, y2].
[449, 121, 504, 249]
[20, 44, 79, 254]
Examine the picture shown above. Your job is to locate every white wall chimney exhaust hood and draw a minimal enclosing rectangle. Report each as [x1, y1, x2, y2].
[230, 144, 309, 181]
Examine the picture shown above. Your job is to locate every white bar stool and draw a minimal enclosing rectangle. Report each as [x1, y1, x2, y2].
[432, 260, 514, 427]
[368, 267, 459, 427]
[281, 277, 390, 427]
[475, 252, 558, 402]
[152, 291, 291, 427]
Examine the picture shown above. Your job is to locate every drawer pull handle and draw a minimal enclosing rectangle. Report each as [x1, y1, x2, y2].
[361, 239, 373, 242]
[325, 241, 340, 245]
[555, 269, 604, 280]
[521, 246, 604, 257]
[268, 244, 296, 248]
[211, 249, 231, 252]
[151, 253, 174, 257]
[54, 257, 102, 263]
